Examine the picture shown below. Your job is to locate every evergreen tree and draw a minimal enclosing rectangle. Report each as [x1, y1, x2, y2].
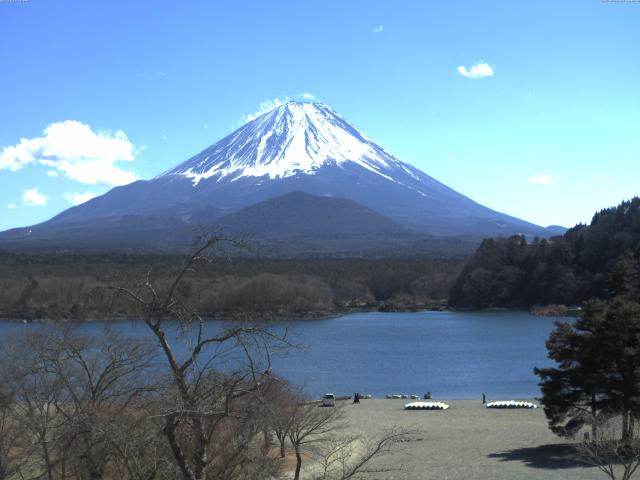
[535, 298, 640, 440]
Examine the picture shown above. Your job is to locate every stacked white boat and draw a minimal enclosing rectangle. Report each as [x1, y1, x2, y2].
[404, 402, 450, 410]
[485, 400, 538, 409]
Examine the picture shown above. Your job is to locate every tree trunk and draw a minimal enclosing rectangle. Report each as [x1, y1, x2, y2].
[163, 417, 195, 480]
[293, 444, 302, 480]
[193, 417, 208, 480]
[280, 438, 286, 459]
[622, 409, 630, 443]
[41, 441, 54, 480]
[262, 430, 270, 456]
[591, 393, 597, 441]
[61, 452, 67, 480]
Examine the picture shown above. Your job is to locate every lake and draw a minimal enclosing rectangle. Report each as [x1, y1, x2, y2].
[0, 310, 562, 400]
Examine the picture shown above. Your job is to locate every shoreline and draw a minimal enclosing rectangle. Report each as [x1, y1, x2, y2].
[0, 300, 451, 323]
[0, 302, 578, 323]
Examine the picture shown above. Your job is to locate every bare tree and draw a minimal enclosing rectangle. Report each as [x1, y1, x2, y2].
[29, 330, 157, 480]
[107, 407, 179, 480]
[287, 400, 343, 480]
[0, 331, 70, 480]
[18, 373, 70, 480]
[259, 376, 299, 459]
[311, 429, 410, 480]
[576, 414, 640, 480]
[0, 328, 158, 480]
[108, 236, 288, 480]
[0, 386, 30, 480]
[285, 395, 413, 480]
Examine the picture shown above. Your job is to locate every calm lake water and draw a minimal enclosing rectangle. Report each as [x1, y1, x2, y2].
[0, 311, 562, 400]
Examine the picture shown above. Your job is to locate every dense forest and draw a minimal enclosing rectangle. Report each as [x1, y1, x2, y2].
[450, 197, 640, 309]
[0, 252, 461, 320]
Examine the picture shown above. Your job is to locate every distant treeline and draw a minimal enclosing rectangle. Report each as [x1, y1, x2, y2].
[0, 253, 461, 320]
[449, 197, 640, 309]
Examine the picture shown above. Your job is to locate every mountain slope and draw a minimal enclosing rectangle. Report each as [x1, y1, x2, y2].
[216, 191, 410, 238]
[0, 101, 561, 253]
[0, 192, 484, 257]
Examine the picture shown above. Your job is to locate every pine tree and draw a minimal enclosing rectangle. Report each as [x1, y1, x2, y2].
[535, 298, 640, 440]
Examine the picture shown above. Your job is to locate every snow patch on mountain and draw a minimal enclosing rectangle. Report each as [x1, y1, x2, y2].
[160, 102, 419, 187]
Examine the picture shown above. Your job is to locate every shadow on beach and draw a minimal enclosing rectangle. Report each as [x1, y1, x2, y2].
[488, 443, 586, 470]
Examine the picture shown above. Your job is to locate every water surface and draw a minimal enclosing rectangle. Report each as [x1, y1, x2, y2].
[0, 311, 561, 399]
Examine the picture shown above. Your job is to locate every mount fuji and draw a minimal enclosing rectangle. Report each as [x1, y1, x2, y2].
[0, 102, 563, 255]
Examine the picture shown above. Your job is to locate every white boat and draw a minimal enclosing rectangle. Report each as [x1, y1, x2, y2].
[485, 400, 538, 409]
[404, 401, 450, 410]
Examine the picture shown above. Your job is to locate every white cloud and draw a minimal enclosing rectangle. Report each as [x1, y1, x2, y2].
[138, 71, 167, 79]
[7, 203, 16, 210]
[297, 92, 316, 101]
[46, 170, 59, 177]
[240, 96, 290, 124]
[529, 174, 559, 186]
[0, 120, 138, 186]
[63, 191, 100, 205]
[593, 175, 614, 183]
[457, 62, 494, 79]
[22, 188, 48, 206]
[372, 25, 384, 34]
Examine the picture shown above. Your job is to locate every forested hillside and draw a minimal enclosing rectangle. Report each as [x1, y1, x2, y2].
[450, 197, 640, 309]
[0, 253, 460, 320]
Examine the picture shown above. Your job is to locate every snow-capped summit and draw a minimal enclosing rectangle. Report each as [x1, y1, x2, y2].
[160, 102, 419, 186]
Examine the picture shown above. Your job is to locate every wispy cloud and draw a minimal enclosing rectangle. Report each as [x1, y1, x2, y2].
[7, 203, 16, 210]
[457, 61, 494, 79]
[63, 191, 100, 205]
[203, 123, 208, 130]
[0, 121, 138, 186]
[372, 25, 384, 34]
[162, 134, 168, 141]
[46, 170, 59, 177]
[529, 174, 559, 186]
[593, 175, 614, 183]
[297, 92, 316, 101]
[22, 188, 48, 206]
[240, 96, 290, 124]
[138, 71, 167, 79]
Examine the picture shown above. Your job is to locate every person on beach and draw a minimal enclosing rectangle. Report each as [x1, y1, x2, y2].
[482, 393, 486, 404]
[353, 392, 360, 403]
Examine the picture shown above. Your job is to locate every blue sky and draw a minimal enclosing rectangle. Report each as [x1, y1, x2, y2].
[1, 0, 638, 231]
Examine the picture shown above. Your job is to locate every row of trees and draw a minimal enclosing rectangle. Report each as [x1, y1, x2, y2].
[0, 238, 406, 480]
[450, 197, 640, 309]
[0, 251, 460, 321]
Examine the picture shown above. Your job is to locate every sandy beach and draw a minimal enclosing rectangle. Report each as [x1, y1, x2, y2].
[334, 399, 603, 480]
